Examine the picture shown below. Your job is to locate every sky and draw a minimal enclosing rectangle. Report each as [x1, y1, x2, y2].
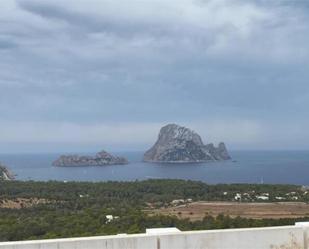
[1, 0, 309, 153]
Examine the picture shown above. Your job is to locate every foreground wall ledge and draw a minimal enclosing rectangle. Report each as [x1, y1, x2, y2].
[0, 223, 308, 249]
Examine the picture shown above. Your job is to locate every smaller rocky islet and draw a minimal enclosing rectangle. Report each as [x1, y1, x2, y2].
[52, 150, 128, 167]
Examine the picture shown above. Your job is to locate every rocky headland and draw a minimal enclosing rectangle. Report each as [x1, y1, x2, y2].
[144, 124, 231, 163]
[0, 163, 15, 180]
[53, 150, 128, 167]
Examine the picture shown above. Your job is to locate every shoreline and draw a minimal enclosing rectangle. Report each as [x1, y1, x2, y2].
[0, 164, 15, 180]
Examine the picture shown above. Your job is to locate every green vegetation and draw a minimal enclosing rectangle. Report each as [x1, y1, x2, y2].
[0, 179, 308, 241]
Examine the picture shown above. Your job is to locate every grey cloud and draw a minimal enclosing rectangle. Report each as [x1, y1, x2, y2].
[0, 0, 309, 150]
[249, 0, 309, 8]
[16, 0, 164, 38]
[0, 38, 17, 50]
[16, 0, 108, 33]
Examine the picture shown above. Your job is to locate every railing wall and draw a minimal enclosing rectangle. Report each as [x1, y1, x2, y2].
[0, 223, 308, 249]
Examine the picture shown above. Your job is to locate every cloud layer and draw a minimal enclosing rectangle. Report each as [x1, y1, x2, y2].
[1, 0, 309, 152]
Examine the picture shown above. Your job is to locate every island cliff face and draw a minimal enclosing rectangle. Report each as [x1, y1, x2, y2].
[143, 124, 231, 163]
[53, 150, 128, 167]
[0, 163, 15, 180]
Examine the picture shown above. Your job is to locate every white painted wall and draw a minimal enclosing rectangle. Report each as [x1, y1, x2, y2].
[0, 224, 308, 249]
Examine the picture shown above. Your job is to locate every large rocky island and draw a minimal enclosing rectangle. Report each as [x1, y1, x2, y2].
[0, 163, 15, 180]
[144, 124, 231, 163]
[53, 150, 128, 167]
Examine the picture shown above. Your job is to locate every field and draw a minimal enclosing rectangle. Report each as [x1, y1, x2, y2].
[0, 198, 49, 209]
[148, 201, 309, 220]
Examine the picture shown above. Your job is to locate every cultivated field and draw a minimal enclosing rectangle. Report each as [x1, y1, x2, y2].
[0, 198, 49, 209]
[148, 201, 309, 220]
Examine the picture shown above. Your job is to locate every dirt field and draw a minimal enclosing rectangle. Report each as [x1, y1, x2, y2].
[148, 201, 309, 220]
[0, 198, 49, 209]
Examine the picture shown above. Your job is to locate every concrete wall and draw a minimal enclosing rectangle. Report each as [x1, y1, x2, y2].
[0, 224, 308, 249]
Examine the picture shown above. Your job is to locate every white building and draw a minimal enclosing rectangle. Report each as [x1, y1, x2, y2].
[234, 193, 241, 201]
[106, 215, 114, 223]
[256, 195, 269, 201]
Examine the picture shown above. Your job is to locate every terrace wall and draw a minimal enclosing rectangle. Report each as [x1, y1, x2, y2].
[0, 223, 308, 249]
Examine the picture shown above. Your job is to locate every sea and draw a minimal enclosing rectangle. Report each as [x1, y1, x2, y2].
[0, 151, 309, 185]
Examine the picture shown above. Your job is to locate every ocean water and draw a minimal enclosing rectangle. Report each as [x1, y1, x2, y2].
[0, 151, 309, 185]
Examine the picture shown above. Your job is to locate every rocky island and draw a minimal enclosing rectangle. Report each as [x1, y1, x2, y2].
[144, 124, 231, 163]
[0, 163, 15, 180]
[53, 150, 128, 167]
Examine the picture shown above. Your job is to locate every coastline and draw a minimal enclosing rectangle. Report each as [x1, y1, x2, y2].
[1, 151, 309, 185]
[0, 164, 15, 180]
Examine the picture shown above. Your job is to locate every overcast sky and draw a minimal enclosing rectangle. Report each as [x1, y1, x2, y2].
[1, 0, 309, 153]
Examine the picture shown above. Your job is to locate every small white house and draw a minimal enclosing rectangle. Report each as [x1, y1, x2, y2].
[171, 199, 185, 205]
[256, 195, 269, 201]
[275, 196, 285, 200]
[234, 193, 241, 201]
[106, 215, 114, 223]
